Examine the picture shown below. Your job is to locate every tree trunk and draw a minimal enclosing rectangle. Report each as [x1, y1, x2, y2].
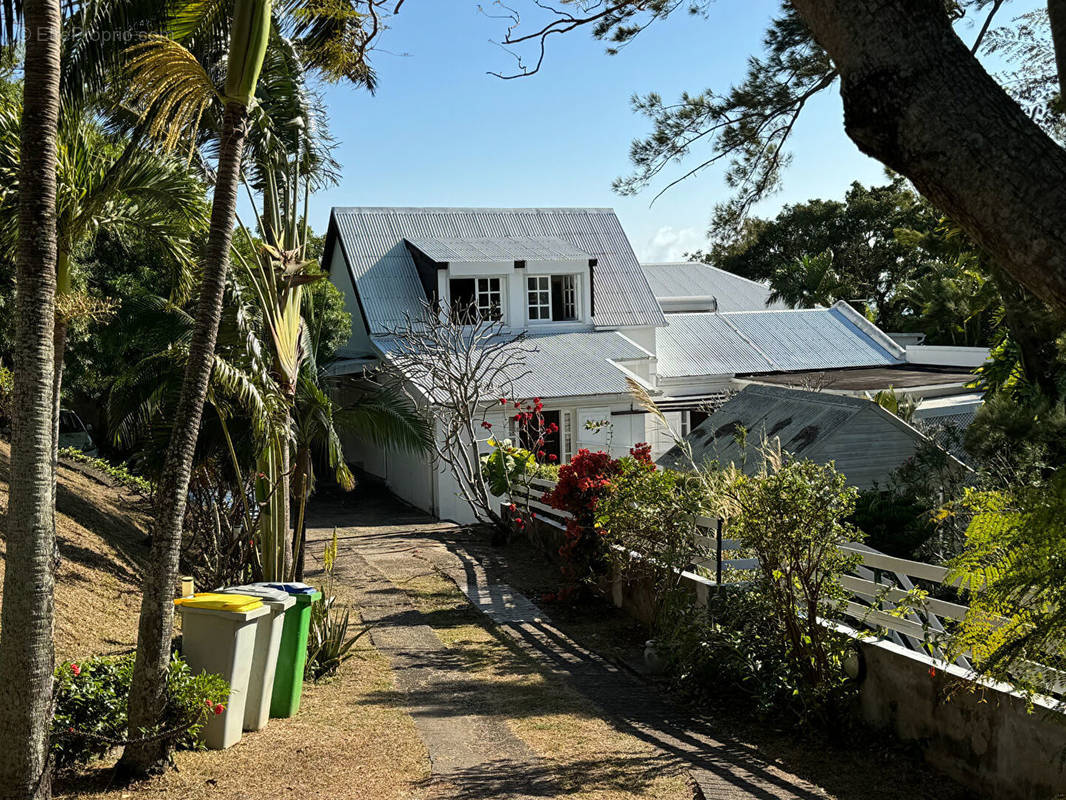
[789, 0, 1066, 311]
[0, 1, 62, 798]
[1048, 0, 1066, 101]
[118, 100, 249, 776]
[50, 316, 66, 519]
[291, 444, 310, 582]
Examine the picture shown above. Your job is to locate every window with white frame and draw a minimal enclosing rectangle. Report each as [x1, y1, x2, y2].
[560, 274, 577, 320]
[527, 274, 579, 322]
[452, 277, 503, 321]
[477, 277, 502, 320]
[527, 275, 550, 320]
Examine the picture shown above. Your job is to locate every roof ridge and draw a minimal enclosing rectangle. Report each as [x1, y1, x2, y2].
[642, 261, 775, 292]
[332, 206, 617, 214]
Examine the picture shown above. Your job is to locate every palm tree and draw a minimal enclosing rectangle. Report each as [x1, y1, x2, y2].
[119, 2, 389, 772]
[0, 97, 209, 520]
[0, 1, 63, 797]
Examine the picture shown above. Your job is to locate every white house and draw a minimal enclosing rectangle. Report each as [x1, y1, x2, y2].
[323, 207, 983, 524]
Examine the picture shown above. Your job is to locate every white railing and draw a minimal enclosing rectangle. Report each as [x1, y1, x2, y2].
[511, 477, 977, 671]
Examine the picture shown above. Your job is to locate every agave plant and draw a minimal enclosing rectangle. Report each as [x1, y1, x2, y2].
[305, 529, 374, 680]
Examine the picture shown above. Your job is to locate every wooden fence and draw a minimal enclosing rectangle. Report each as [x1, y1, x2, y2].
[514, 476, 982, 675]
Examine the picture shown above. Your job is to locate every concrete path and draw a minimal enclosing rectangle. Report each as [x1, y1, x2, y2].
[303, 488, 849, 799]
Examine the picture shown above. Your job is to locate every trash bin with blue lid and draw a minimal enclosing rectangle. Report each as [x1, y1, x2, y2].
[253, 582, 321, 717]
[218, 584, 295, 731]
[174, 593, 267, 749]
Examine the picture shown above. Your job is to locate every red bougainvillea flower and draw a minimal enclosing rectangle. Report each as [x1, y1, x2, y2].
[70, 663, 80, 676]
[537, 450, 546, 458]
[499, 397, 508, 405]
[214, 703, 225, 715]
[508, 503, 517, 512]
[548, 453, 558, 462]
[480, 420, 492, 429]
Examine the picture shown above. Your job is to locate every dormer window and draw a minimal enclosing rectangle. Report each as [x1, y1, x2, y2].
[450, 277, 502, 322]
[528, 275, 579, 322]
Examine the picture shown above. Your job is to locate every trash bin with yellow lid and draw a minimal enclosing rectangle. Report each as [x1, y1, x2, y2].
[217, 585, 295, 731]
[174, 592, 268, 749]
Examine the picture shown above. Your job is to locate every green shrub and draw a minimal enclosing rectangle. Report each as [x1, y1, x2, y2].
[59, 447, 153, 496]
[51, 654, 228, 770]
[596, 450, 707, 625]
[673, 455, 863, 725]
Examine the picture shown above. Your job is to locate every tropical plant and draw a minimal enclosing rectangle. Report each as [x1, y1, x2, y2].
[945, 475, 1066, 698]
[0, 91, 208, 508]
[120, 0, 389, 771]
[542, 448, 620, 598]
[305, 529, 373, 680]
[870, 387, 921, 422]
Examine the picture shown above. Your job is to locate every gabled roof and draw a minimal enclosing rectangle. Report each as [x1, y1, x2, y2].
[641, 262, 789, 312]
[406, 235, 589, 263]
[655, 302, 905, 379]
[326, 207, 666, 333]
[658, 384, 966, 487]
[371, 330, 653, 402]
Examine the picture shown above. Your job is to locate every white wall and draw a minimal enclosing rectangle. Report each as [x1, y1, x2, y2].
[906, 345, 990, 368]
[329, 245, 374, 356]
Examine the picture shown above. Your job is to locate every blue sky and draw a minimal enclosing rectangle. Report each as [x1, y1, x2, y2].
[310, 1, 1031, 262]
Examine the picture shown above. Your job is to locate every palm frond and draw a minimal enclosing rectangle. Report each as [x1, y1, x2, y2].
[126, 33, 220, 154]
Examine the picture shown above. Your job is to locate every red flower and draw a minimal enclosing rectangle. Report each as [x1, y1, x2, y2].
[70, 663, 80, 676]
[68, 727, 75, 734]
[481, 421, 492, 430]
[508, 503, 517, 512]
[499, 397, 508, 405]
[531, 512, 537, 519]
[213, 703, 225, 715]
[538, 450, 546, 458]
[928, 667, 937, 678]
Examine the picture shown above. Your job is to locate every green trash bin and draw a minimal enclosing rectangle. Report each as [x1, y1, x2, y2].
[256, 582, 321, 718]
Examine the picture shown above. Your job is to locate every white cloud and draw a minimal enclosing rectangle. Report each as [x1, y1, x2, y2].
[637, 225, 705, 263]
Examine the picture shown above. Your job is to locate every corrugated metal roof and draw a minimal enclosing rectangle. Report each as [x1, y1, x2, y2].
[657, 384, 946, 488]
[655, 302, 905, 379]
[372, 330, 652, 401]
[641, 262, 789, 312]
[330, 207, 666, 333]
[406, 235, 589, 263]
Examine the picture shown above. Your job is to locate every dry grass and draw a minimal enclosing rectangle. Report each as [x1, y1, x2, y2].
[0, 442, 430, 800]
[0, 442, 149, 660]
[398, 569, 691, 800]
[56, 639, 429, 800]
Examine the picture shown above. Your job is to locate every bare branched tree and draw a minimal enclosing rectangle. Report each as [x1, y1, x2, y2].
[380, 301, 537, 528]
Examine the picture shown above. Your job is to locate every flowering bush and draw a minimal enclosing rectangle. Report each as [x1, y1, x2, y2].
[541, 448, 622, 595]
[51, 654, 228, 770]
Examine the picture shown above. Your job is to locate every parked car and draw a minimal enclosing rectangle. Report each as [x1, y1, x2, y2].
[59, 409, 97, 457]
